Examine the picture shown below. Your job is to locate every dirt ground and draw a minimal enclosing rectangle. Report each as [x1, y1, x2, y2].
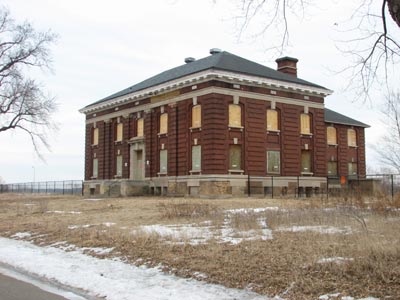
[0, 193, 399, 300]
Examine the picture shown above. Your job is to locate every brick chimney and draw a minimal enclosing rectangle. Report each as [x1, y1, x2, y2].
[275, 56, 298, 77]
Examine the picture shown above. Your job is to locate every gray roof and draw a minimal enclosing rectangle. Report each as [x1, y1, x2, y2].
[324, 108, 370, 128]
[86, 51, 328, 108]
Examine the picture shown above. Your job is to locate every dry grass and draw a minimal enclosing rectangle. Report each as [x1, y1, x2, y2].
[0, 193, 399, 299]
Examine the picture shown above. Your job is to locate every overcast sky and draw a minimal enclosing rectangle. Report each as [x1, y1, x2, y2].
[0, 0, 396, 183]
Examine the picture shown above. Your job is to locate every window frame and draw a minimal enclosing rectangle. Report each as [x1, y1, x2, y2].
[327, 161, 338, 177]
[347, 129, 357, 147]
[229, 145, 242, 172]
[159, 113, 168, 134]
[92, 158, 98, 179]
[327, 126, 337, 145]
[191, 145, 202, 172]
[92, 128, 99, 146]
[266, 150, 281, 174]
[136, 118, 144, 137]
[266, 109, 279, 132]
[116, 122, 123, 142]
[191, 105, 202, 128]
[159, 149, 168, 174]
[301, 150, 313, 174]
[228, 104, 242, 128]
[348, 162, 358, 176]
[116, 155, 123, 177]
[300, 113, 311, 135]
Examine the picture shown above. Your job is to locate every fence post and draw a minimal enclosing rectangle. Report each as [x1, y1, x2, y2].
[247, 174, 251, 197]
[63, 181, 65, 195]
[326, 176, 329, 201]
[297, 176, 300, 198]
[391, 174, 394, 201]
[271, 176, 274, 199]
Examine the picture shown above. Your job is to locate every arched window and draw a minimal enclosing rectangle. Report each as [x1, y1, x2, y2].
[347, 129, 357, 147]
[192, 105, 201, 128]
[229, 104, 242, 127]
[327, 126, 337, 145]
[159, 113, 168, 134]
[266, 109, 278, 131]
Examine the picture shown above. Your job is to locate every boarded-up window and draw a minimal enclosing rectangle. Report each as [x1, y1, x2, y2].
[347, 129, 357, 147]
[160, 149, 168, 173]
[327, 161, 338, 176]
[116, 123, 123, 141]
[93, 128, 99, 145]
[192, 105, 201, 128]
[159, 113, 168, 134]
[92, 158, 98, 178]
[267, 151, 280, 174]
[229, 104, 242, 127]
[229, 145, 242, 170]
[266, 109, 278, 131]
[191, 145, 201, 171]
[301, 150, 312, 173]
[300, 113, 311, 134]
[327, 126, 337, 145]
[137, 118, 144, 137]
[348, 162, 357, 175]
[116, 155, 123, 176]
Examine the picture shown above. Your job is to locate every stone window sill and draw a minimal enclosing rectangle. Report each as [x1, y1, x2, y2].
[229, 169, 244, 175]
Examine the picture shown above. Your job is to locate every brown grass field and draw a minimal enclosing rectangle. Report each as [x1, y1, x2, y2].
[0, 193, 399, 299]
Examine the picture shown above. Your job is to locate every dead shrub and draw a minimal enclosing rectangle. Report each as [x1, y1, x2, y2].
[229, 211, 262, 231]
[158, 201, 220, 219]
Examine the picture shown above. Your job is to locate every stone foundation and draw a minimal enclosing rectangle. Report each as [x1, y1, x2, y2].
[83, 175, 328, 198]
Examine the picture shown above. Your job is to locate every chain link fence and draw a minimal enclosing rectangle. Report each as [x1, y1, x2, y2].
[0, 180, 83, 195]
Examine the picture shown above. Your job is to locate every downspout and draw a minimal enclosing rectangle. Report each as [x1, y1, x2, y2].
[176, 105, 179, 178]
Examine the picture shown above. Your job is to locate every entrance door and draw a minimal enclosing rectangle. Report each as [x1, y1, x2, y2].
[133, 150, 144, 180]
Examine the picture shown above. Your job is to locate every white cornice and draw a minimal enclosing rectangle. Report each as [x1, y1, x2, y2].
[79, 69, 333, 114]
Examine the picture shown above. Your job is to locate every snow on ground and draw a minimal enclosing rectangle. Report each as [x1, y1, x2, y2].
[11, 232, 32, 239]
[136, 221, 273, 245]
[0, 237, 269, 300]
[47, 210, 82, 214]
[319, 294, 379, 300]
[317, 257, 354, 264]
[224, 207, 283, 214]
[276, 225, 353, 235]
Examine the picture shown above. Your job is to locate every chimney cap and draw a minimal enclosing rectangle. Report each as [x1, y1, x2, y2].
[184, 57, 196, 63]
[275, 56, 298, 63]
[209, 48, 222, 55]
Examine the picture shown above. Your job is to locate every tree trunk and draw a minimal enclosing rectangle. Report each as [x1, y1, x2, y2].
[388, 0, 400, 27]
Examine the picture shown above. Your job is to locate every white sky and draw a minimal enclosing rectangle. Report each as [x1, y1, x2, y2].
[0, 0, 397, 183]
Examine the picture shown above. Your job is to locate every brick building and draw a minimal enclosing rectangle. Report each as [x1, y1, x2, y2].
[79, 49, 369, 197]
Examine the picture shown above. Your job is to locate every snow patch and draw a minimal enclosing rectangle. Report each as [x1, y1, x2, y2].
[11, 232, 32, 239]
[317, 257, 354, 264]
[276, 226, 353, 235]
[0, 237, 269, 300]
[47, 211, 82, 215]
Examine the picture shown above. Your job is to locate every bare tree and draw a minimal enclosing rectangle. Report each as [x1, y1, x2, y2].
[0, 6, 57, 158]
[374, 91, 400, 172]
[229, 0, 400, 100]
